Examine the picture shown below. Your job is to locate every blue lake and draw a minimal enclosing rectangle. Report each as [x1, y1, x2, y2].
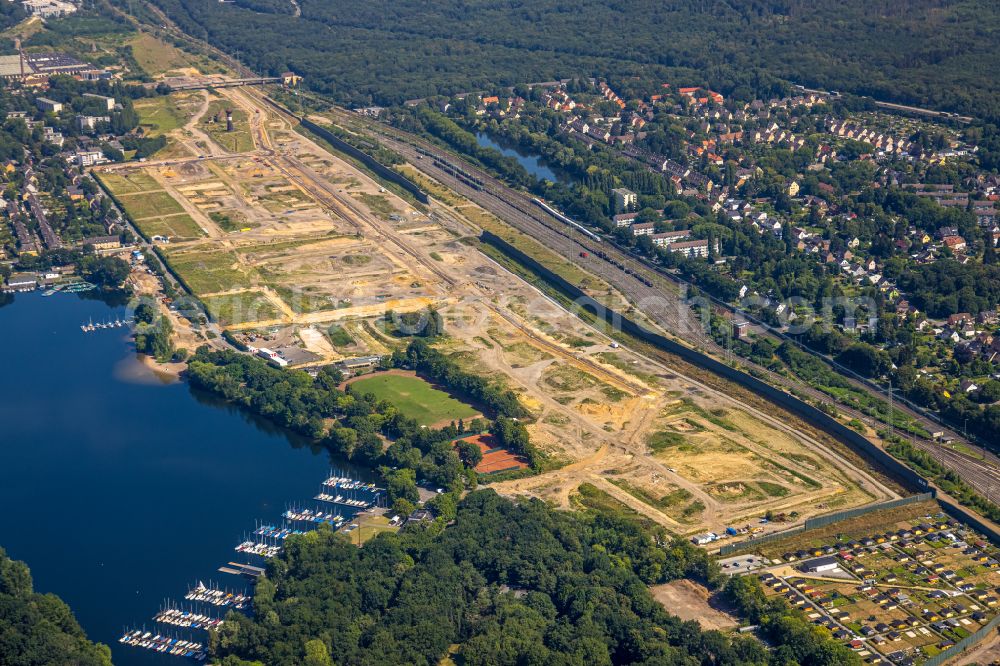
[475, 132, 568, 183]
[0, 291, 364, 665]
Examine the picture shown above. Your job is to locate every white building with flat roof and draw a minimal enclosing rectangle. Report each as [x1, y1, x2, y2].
[82, 93, 116, 111]
[612, 187, 636, 213]
[802, 556, 839, 574]
[22, 0, 77, 18]
[75, 150, 107, 167]
[36, 97, 63, 113]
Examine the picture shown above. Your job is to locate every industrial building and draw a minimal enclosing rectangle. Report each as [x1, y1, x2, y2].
[0, 55, 27, 82]
[801, 556, 839, 574]
[0, 50, 106, 84]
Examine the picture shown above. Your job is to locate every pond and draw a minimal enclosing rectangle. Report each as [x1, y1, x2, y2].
[475, 131, 571, 183]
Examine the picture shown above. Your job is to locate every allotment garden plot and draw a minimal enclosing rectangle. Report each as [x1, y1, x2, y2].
[752, 505, 1000, 665]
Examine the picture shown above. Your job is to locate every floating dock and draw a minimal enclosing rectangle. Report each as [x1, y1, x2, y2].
[186, 582, 250, 610]
[283, 506, 345, 527]
[253, 523, 306, 540]
[218, 562, 266, 578]
[81, 317, 133, 333]
[322, 475, 380, 492]
[235, 540, 282, 558]
[62, 281, 96, 293]
[155, 607, 223, 631]
[118, 630, 206, 661]
[314, 492, 373, 509]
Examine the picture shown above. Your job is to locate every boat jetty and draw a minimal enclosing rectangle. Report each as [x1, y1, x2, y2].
[217, 562, 266, 578]
[314, 491, 374, 508]
[283, 506, 345, 528]
[118, 630, 207, 661]
[313, 469, 385, 510]
[80, 316, 133, 333]
[322, 475, 380, 492]
[155, 607, 224, 631]
[235, 539, 283, 558]
[253, 523, 306, 540]
[44, 281, 96, 297]
[185, 582, 250, 610]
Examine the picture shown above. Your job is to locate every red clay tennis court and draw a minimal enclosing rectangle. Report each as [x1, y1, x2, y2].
[458, 434, 529, 474]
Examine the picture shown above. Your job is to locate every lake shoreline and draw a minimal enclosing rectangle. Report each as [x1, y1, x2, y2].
[0, 291, 362, 666]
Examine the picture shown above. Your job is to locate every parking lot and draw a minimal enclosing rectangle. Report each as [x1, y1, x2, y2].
[718, 553, 770, 575]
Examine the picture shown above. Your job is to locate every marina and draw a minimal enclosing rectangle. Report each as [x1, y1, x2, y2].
[118, 469, 386, 658]
[124, 470, 383, 659]
[3, 280, 96, 295]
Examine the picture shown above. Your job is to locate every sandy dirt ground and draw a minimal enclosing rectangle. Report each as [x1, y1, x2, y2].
[95, 83, 895, 538]
[649, 580, 740, 631]
[952, 632, 1000, 665]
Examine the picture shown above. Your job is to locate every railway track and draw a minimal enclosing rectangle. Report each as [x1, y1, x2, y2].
[339, 116, 1000, 498]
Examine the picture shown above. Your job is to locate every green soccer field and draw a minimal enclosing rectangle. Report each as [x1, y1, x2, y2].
[116, 190, 185, 219]
[349, 373, 478, 426]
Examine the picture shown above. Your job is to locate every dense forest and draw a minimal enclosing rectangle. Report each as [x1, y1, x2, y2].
[0, 548, 112, 666]
[212, 490, 857, 666]
[146, 0, 1000, 118]
[0, 1, 26, 32]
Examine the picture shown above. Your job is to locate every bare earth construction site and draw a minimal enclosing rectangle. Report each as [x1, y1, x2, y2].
[95, 82, 895, 540]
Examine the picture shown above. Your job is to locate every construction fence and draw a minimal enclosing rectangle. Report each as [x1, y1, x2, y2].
[922, 613, 1000, 666]
[802, 493, 936, 531]
[298, 117, 429, 204]
[717, 493, 935, 557]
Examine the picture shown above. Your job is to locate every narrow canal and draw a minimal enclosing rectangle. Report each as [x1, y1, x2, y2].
[0, 291, 361, 665]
